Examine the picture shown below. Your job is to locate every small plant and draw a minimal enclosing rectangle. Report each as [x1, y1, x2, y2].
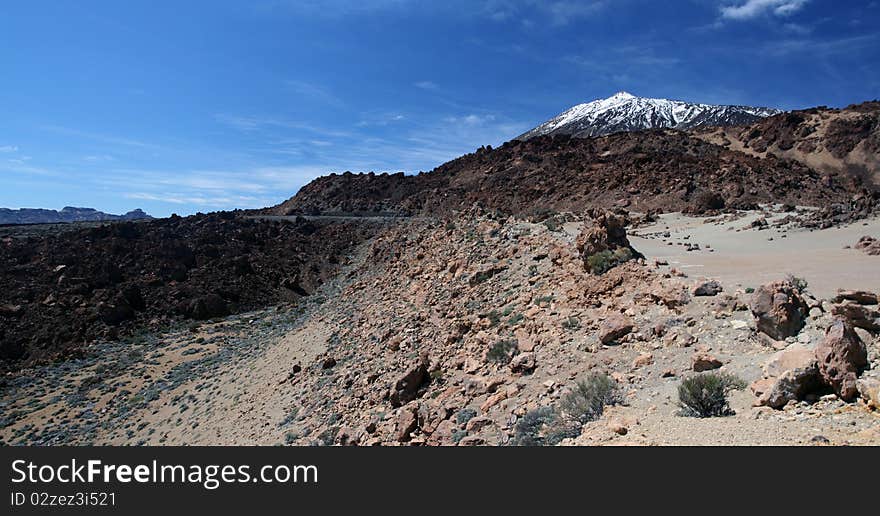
[585, 247, 633, 274]
[456, 408, 477, 425]
[558, 373, 622, 425]
[785, 274, 808, 293]
[561, 316, 581, 331]
[543, 218, 561, 232]
[745, 287, 755, 294]
[511, 406, 579, 446]
[486, 340, 518, 364]
[479, 310, 501, 327]
[284, 431, 298, 445]
[534, 295, 555, 306]
[677, 372, 746, 418]
[506, 313, 524, 326]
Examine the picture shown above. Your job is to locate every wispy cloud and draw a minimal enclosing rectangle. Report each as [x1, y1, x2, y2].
[214, 114, 353, 138]
[483, 0, 606, 26]
[285, 80, 345, 107]
[0, 145, 18, 153]
[414, 80, 439, 90]
[720, 0, 809, 20]
[41, 125, 159, 149]
[764, 33, 879, 57]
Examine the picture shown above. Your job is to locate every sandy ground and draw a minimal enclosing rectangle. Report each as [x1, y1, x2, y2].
[629, 211, 880, 299]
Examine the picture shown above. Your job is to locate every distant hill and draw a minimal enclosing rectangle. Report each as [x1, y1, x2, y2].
[0, 206, 153, 225]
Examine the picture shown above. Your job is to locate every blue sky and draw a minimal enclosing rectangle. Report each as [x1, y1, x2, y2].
[1, 0, 878, 217]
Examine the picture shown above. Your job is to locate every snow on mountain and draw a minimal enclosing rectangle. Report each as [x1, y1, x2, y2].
[518, 91, 781, 139]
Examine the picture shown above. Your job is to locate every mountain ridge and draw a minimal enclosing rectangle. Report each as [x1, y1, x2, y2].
[0, 206, 153, 225]
[518, 91, 781, 139]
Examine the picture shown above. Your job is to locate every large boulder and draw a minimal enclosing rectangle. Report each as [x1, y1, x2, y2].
[815, 319, 868, 401]
[833, 290, 879, 305]
[857, 377, 880, 409]
[576, 210, 642, 274]
[693, 280, 723, 297]
[854, 236, 880, 255]
[178, 294, 229, 320]
[830, 303, 880, 333]
[389, 358, 431, 408]
[749, 280, 809, 340]
[599, 316, 634, 344]
[752, 344, 822, 409]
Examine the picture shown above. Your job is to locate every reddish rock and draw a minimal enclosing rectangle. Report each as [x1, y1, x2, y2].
[509, 352, 537, 374]
[831, 303, 880, 333]
[395, 404, 420, 442]
[833, 290, 879, 305]
[691, 352, 722, 372]
[632, 352, 654, 369]
[599, 316, 634, 344]
[753, 344, 821, 409]
[389, 358, 431, 408]
[815, 319, 868, 401]
[749, 280, 809, 340]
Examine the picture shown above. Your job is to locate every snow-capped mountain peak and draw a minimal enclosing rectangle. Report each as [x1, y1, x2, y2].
[518, 92, 781, 140]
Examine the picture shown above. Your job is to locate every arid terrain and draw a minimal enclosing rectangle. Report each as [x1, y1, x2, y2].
[1, 206, 878, 446]
[1, 102, 879, 446]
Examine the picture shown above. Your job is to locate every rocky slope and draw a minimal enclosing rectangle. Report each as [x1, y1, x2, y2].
[2, 209, 877, 446]
[273, 130, 862, 218]
[518, 91, 780, 139]
[0, 206, 152, 225]
[0, 213, 380, 370]
[695, 101, 880, 189]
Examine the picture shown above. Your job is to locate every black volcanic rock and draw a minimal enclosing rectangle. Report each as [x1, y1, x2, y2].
[0, 214, 379, 371]
[271, 130, 859, 218]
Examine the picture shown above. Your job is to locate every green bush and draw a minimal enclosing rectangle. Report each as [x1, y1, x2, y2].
[785, 274, 808, 293]
[456, 408, 477, 425]
[558, 373, 622, 425]
[678, 372, 746, 418]
[511, 406, 579, 446]
[486, 340, 518, 364]
[585, 247, 633, 274]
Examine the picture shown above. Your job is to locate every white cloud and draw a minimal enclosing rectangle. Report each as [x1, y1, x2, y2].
[720, 0, 808, 20]
[484, 0, 605, 26]
[414, 81, 439, 90]
[0, 145, 19, 153]
[443, 114, 496, 125]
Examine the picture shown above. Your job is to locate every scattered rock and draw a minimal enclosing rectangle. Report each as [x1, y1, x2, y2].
[509, 352, 537, 374]
[691, 352, 722, 372]
[599, 316, 634, 344]
[389, 358, 431, 408]
[693, 280, 723, 296]
[632, 352, 654, 369]
[395, 404, 419, 442]
[752, 344, 822, 409]
[854, 235, 880, 255]
[815, 319, 867, 401]
[749, 280, 809, 340]
[857, 377, 880, 409]
[831, 302, 880, 333]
